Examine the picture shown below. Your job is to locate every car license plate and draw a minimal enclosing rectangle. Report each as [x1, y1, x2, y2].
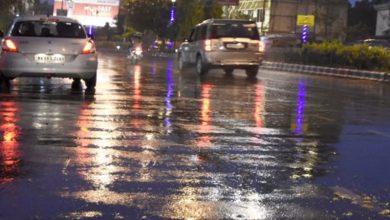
[226, 43, 245, 49]
[34, 54, 65, 64]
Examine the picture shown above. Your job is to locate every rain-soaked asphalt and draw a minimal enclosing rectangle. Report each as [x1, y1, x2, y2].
[0, 52, 390, 219]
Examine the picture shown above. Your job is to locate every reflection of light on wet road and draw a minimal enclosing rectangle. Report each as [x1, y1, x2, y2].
[4, 54, 356, 219]
[0, 102, 21, 182]
[164, 60, 174, 131]
[164, 185, 270, 219]
[75, 101, 118, 190]
[73, 60, 126, 195]
[133, 65, 142, 110]
[295, 80, 306, 135]
[254, 83, 265, 129]
[197, 84, 213, 148]
[151, 61, 156, 79]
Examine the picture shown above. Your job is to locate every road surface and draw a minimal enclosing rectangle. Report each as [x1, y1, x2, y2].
[0, 52, 390, 219]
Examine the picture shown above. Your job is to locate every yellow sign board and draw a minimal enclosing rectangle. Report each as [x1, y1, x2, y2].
[297, 15, 315, 27]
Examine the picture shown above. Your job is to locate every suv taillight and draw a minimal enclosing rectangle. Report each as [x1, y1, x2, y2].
[2, 37, 18, 53]
[258, 41, 265, 53]
[205, 40, 212, 52]
[82, 40, 96, 54]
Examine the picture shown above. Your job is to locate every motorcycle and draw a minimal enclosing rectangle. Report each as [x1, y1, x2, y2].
[128, 46, 143, 64]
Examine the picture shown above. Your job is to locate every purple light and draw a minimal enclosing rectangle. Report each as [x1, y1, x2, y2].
[295, 80, 306, 134]
[164, 60, 174, 128]
[301, 25, 308, 44]
[169, 5, 175, 24]
[88, 25, 93, 36]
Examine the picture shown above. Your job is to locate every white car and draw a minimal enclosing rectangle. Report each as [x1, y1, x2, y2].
[0, 15, 98, 89]
[178, 19, 264, 78]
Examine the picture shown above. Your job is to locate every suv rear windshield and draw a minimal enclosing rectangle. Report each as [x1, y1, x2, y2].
[11, 21, 86, 38]
[210, 23, 260, 40]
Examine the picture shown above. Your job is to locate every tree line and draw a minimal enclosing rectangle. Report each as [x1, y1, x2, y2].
[120, 0, 384, 42]
[0, 0, 52, 31]
[120, 0, 223, 41]
[0, 0, 385, 42]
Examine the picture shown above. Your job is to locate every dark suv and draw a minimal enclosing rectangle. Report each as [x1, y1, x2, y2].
[178, 19, 264, 77]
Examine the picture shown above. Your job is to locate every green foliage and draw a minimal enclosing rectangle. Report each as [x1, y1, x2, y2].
[0, 0, 37, 31]
[122, 0, 222, 40]
[347, 0, 377, 40]
[301, 41, 390, 71]
[175, 0, 204, 40]
[123, 0, 171, 38]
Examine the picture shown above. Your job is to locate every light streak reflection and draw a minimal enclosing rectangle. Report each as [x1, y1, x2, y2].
[295, 80, 306, 135]
[73, 66, 124, 196]
[197, 84, 213, 148]
[0, 102, 21, 183]
[164, 60, 174, 131]
[133, 65, 142, 110]
[254, 83, 265, 130]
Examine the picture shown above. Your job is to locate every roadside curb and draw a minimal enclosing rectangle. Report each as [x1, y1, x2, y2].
[98, 49, 389, 82]
[261, 61, 389, 82]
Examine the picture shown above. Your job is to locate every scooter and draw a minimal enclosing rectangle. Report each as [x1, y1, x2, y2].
[128, 47, 143, 64]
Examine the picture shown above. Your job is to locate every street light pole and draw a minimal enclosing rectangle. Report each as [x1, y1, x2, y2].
[170, 0, 176, 25]
[168, 0, 177, 51]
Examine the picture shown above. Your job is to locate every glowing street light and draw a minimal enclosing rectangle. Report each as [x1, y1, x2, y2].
[169, 0, 176, 25]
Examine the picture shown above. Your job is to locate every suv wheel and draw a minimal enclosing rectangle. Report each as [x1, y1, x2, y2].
[196, 56, 208, 75]
[84, 73, 97, 90]
[71, 78, 82, 90]
[246, 66, 259, 78]
[0, 73, 11, 88]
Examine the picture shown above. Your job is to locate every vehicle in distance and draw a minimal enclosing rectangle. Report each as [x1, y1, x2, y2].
[0, 15, 98, 89]
[361, 38, 390, 48]
[178, 19, 264, 78]
[261, 33, 301, 50]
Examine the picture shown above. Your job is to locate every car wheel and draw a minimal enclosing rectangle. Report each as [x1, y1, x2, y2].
[246, 66, 259, 78]
[196, 56, 208, 75]
[71, 78, 82, 90]
[84, 74, 97, 90]
[0, 73, 11, 88]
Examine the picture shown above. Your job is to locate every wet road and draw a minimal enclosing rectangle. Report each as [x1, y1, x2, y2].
[1, 52, 390, 219]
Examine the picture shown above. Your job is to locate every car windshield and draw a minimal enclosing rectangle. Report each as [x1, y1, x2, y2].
[11, 21, 86, 38]
[210, 23, 260, 40]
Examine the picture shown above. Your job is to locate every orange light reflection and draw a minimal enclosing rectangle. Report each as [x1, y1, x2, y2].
[131, 65, 143, 129]
[197, 84, 213, 148]
[254, 84, 264, 129]
[133, 65, 142, 110]
[0, 102, 21, 182]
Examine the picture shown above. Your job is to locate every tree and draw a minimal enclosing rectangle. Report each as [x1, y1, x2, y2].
[314, 0, 349, 41]
[174, 0, 204, 39]
[0, 0, 37, 30]
[123, 0, 171, 39]
[347, 0, 377, 41]
[202, 0, 223, 20]
[122, 0, 222, 40]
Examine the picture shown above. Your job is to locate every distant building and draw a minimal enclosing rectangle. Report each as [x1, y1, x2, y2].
[374, 2, 390, 37]
[224, 0, 349, 41]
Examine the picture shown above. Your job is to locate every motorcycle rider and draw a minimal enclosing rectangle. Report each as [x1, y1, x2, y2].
[128, 37, 143, 64]
[128, 36, 143, 53]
